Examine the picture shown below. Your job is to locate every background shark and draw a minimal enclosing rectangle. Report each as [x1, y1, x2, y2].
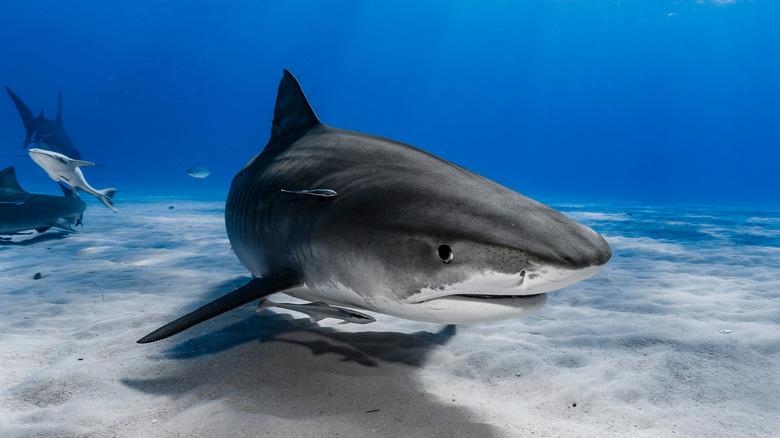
[138, 71, 611, 343]
[0, 166, 86, 236]
[5, 87, 82, 159]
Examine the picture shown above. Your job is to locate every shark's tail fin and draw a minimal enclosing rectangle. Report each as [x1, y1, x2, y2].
[5, 87, 37, 148]
[96, 188, 118, 212]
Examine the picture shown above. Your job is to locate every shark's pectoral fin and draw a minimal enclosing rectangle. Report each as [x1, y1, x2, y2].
[137, 271, 302, 344]
[280, 188, 337, 198]
[35, 226, 51, 233]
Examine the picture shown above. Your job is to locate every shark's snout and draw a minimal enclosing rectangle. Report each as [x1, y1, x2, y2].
[522, 211, 612, 272]
[560, 226, 612, 270]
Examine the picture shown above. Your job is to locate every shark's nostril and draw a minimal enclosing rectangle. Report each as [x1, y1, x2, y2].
[518, 270, 526, 285]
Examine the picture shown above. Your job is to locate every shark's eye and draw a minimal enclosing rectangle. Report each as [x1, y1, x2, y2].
[438, 245, 454, 264]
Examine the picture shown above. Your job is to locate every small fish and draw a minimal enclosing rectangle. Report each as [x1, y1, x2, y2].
[187, 166, 210, 178]
[280, 188, 337, 197]
[257, 299, 376, 324]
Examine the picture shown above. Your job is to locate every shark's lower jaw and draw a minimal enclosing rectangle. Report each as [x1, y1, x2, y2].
[402, 293, 548, 324]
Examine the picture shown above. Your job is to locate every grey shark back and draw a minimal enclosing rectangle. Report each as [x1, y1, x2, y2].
[5, 87, 81, 160]
[0, 167, 86, 235]
[138, 70, 611, 343]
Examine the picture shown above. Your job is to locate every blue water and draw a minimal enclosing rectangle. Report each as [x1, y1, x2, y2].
[0, 1, 777, 204]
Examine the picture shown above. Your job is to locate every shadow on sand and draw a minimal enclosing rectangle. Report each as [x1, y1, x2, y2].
[0, 231, 73, 246]
[163, 312, 457, 367]
[123, 280, 496, 437]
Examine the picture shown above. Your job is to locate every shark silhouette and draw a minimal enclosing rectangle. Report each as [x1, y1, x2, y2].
[5, 87, 82, 160]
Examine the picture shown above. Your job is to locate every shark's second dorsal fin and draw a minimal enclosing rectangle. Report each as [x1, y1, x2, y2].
[269, 70, 321, 145]
[56, 92, 63, 126]
[0, 167, 26, 194]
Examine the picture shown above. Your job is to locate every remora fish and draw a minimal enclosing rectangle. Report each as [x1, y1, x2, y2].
[5, 87, 82, 159]
[138, 70, 611, 343]
[0, 167, 86, 236]
[257, 299, 376, 324]
[28, 148, 117, 212]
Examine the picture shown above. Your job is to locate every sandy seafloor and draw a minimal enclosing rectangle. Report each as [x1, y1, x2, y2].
[1, 194, 778, 438]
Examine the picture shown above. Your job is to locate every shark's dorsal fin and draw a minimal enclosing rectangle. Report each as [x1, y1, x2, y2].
[0, 167, 27, 194]
[269, 70, 321, 145]
[56, 92, 63, 126]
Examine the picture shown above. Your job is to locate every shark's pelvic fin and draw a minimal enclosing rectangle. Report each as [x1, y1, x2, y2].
[268, 70, 321, 145]
[137, 271, 303, 343]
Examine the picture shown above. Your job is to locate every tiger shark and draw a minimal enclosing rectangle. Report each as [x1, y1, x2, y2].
[5, 87, 82, 159]
[0, 166, 86, 236]
[138, 70, 611, 343]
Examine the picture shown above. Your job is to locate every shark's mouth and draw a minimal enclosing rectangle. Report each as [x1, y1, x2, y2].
[455, 293, 534, 300]
[407, 264, 606, 305]
[404, 293, 549, 324]
[418, 292, 545, 306]
[392, 265, 607, 324]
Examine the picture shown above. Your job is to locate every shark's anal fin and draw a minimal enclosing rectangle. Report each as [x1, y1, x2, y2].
[137, 271, 302, 344]
[280, 188, 337, 198]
